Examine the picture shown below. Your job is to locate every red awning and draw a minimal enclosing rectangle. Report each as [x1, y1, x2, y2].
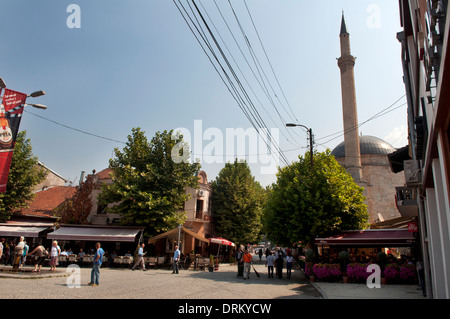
[209, 237, 235, 247]
[315, 229, 416, 247]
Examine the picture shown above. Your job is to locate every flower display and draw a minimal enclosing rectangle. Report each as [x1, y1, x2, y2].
[399, 264, 417, 282]
[383, 263, 400, 281]
[346, 263, 370, 282]
[312, 263, 341, 280]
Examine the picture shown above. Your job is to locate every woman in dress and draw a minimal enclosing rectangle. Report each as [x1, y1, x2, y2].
[49, 241, 61, 271]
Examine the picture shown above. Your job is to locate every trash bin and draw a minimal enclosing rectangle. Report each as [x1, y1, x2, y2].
[237, 261, 244, 277]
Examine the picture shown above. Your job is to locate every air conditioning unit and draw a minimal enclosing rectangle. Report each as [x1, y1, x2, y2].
[404, 160, 421, 184]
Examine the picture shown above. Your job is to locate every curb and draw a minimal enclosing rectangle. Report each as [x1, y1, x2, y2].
[310, 281, 328, 299]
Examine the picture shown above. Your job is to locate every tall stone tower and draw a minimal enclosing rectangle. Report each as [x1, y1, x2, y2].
[337, 13, 363, 183]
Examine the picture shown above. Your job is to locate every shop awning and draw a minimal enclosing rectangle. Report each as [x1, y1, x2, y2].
[315, 229, 416, 247]
[47, 226, 143, 242]
[147, 226, 209, 244]
[0, 225, 49, 238]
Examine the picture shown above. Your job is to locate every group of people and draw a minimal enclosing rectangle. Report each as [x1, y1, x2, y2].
[236, 248, 295, 280]
[130, 243, 181, 274]
[0, 237, 30, 268]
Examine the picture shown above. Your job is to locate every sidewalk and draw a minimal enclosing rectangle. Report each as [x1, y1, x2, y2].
[311, 281, 426, 299]
[0, 265, 69, 279]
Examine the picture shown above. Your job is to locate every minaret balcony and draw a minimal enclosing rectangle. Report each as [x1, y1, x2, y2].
[338, 56, 356, 69]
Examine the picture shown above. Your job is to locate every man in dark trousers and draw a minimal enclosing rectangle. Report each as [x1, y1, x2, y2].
[275, 253, 284, 279]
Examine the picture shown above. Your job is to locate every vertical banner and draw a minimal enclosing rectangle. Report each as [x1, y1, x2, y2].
[0, 88, 28, 192]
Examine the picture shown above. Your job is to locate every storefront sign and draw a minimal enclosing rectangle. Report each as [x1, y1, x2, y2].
[408, 222, 418, 233]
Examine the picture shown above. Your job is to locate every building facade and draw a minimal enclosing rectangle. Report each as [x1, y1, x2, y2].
[397, 0, 450, 298]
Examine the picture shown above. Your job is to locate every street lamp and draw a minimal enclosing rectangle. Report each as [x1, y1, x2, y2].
[286, 123, 314, 168]
[28, 90, 46, 98]
[25, 103, 48, 110]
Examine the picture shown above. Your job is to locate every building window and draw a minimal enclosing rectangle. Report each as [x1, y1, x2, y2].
[196, 199, 203, 219]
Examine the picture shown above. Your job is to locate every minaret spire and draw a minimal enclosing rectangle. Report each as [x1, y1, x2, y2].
[337, 13, 363, 183]
[340, 11, 348, 35]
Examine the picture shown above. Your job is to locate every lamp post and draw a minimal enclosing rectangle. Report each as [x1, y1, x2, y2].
[286, 123, 314, 168]
[0, 76, 47, 193]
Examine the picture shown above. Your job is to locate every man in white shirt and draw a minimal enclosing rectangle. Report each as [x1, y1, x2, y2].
[266, 251, 275, 278]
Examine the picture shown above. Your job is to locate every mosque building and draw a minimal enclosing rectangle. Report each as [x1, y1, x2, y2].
[331, 14, 405, 224]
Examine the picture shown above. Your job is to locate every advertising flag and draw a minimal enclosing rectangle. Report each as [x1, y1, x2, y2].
[0, 88, 28, 192]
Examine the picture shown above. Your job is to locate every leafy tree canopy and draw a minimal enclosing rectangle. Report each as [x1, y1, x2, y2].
[211, 159, 267, 246]
[98, 128, 200, 237]
[0, 131, 46, 221]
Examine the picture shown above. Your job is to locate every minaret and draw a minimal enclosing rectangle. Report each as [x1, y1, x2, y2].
[337, 13, 363, 182]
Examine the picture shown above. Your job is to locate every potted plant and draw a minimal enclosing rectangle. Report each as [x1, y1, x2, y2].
[339, 250, 350, 283]
[376, 251, 387, 284]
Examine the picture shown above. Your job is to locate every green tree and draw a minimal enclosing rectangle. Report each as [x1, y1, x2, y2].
[98, 128, 200, 237]
[211, 159, 266, 246]
[0, 131, 47, 221]
[263, 150, 368, 248]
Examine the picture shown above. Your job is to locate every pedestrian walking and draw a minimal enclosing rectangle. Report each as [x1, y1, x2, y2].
[0, 238, 4, 263]
[266, 251, 275, 278]
[286, 252, 294, 279]
[49, 241, 61, 271]
[27, 244, 48, 272]
[242, 249, 253, 280]
[89, 242, 105, 286]
[132, 243, 147, 271]
[258, 248, 263, 261]
[172, 245, 180, 274]
[275, 253, 284, 279]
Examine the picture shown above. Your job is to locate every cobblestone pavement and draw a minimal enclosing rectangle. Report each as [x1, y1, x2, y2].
[0, 262, 321, 299]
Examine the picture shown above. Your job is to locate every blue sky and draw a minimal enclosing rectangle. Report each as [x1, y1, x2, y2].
[0, 0, 407, 187]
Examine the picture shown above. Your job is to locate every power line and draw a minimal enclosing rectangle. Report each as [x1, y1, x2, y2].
[315, 95, 406, 146]
[24, 109, 127, 144]
[174, 0, 291, 166]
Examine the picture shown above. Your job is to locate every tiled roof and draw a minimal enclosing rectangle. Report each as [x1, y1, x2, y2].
[96, 168, 113, 180]
[14, 186, 77, 218]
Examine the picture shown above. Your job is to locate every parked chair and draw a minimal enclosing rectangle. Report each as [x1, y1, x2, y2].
[156, 256, 165, 267]
[147, 257, 157, 269]
[197, 258, 207, 271]
[179, 256, 189, 270]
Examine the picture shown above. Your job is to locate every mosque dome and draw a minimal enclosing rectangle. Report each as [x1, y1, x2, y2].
[331, 135, 396, 158]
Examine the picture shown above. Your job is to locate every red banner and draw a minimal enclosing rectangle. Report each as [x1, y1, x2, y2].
[0, 88, 28, 192]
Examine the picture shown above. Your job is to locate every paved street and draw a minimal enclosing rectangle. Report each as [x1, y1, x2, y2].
[0, 261, 320, 299]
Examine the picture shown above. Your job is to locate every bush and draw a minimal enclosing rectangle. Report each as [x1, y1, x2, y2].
[399, 264, 417, 282]
[312, 263, 341, 281]
[383, 263, 400, 281]
[305, 262, 313, 277]
[305, 249, 315, 262]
